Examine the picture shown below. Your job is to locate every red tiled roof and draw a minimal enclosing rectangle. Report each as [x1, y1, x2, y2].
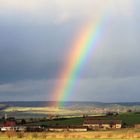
[3, 121, 16, 127]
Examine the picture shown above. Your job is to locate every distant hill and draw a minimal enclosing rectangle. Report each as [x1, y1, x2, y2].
[113, 102, 140, 106]
[0, 103, 8, 110]
[0, 101, 140, 107]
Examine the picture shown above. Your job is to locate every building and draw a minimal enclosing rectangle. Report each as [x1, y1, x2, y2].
[83, 119, 122, 130]
[68, 126, 87, 132]
[0, 120, 17, 132]
[3, 120, 16, 127]
[0, 120, 16, 127]
[48, 126, 87, 132]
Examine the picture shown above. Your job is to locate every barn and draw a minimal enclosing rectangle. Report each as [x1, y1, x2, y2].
[48, 126, 87, 132]
[83, 119, 122, 130]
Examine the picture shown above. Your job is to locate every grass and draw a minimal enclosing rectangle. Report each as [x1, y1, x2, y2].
[0, 138, 139, 140]
[29, 117, 85, 126]
[0, 129, 140, 139]
[2, 106, 140, 126]
[99, 113, 140, 126]
[28, 112, 140, 126]
[3, 107, 79, 115]
[118, 113, 140, 125]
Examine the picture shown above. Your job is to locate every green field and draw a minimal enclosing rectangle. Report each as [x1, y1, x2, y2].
[0, 112, 140, 127]
[116, 113, 140, 126]
[29, 117, 85, 126]
[28, 112, 140, 126]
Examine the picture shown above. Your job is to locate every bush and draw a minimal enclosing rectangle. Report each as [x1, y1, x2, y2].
[16, 132, 24, 138]
[32, 133, 38, 138]
[40, 132, 47, 138]
[107, 133, 113, 138]
[94, 133, 101, 138]
[6, 130, 16, 138]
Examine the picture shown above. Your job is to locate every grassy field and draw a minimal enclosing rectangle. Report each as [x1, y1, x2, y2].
[3, 107, 79, 115]
[2, 106, 140, 124]
[29, 117, 85, 126]
[0, 138, 139, 140]
[0, 129, 140, 139]
[100, 113, 140, 126]
[1, 107, 84, 119]
[1, 106, 140, 127]
[28, 112, 140, 126]
[118, 113, 140, 126]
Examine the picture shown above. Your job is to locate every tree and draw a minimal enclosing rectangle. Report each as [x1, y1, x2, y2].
[21, 119, 26, 124]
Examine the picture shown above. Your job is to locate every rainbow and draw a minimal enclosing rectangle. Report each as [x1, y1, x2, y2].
[52, 6, 111, 107]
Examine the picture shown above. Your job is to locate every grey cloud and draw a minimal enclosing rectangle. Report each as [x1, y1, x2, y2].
[0, 80, 54, 101]
[0, 21, 80, 83]
[0, 76, 139, 102]
[67, 76, 140, 102]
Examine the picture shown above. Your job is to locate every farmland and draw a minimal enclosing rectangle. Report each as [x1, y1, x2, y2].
[1, 107, 140, 127]
[1, 138, 139, 140]
[1, 106, 87, 119]
[0, 102, 140, 139]
[27, 112, 140, 127]
[1, 101, 140, 119]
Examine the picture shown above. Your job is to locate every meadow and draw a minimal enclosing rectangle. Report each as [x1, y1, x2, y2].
[4, 107, 79, 115]
[0, 113, 140, 139]
[2, 108, 140, 127]
[28, 112, 140, 126]
[0, 138, 139, 140]
[0, 129, 140, 139]
[2, 107, 84, 119]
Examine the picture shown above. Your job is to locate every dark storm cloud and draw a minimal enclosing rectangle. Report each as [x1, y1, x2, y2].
[0, 21, 80, 83]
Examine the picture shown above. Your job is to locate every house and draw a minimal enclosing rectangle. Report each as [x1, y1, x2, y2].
[0, 120, 16, 132]
[83, 119, 122, 130]
[3, 120, 16, 127]
[48, 126, 87, 132]
[48, 126, 68, 132]
[68, 126, 87, 132]
[1, 127, 14, 132]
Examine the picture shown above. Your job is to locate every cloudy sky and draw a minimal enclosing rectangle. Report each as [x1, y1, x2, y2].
[0, 0, 140, 102]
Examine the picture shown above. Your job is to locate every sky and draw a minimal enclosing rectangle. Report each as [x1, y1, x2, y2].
[0, 0, 140, 102]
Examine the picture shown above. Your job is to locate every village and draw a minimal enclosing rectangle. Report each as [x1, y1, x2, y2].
[0, 113, 140, 133]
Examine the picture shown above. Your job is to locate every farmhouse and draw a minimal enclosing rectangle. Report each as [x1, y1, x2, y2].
[0, 120, 17, 132]
[3, 120, 16, 127]
[48, 126, 87, 132]
[83, 119, 122, 130]
[49, 126, 68, 132]
[0, 119, 16, 127]
[69, 126, 87, 132]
